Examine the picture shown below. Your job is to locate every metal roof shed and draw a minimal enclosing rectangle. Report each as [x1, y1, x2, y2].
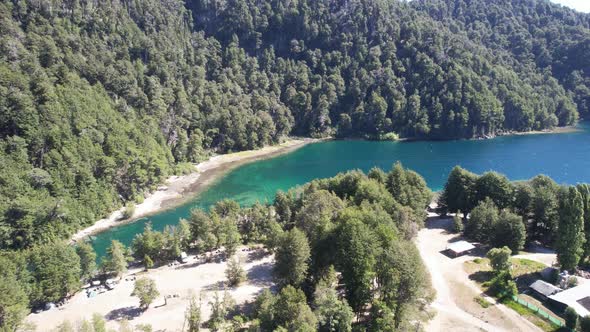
[447, 241, 475, 257]
[548, 281, 590, 317]
[529, 280, 562, 300]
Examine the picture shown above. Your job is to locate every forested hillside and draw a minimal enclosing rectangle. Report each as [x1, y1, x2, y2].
[0, 0, 588, 249]
[413, 0, 590, 119]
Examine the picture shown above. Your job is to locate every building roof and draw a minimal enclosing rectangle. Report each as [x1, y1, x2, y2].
[529, 280, 562, 297]
[549, 281, 590, 317]
[447, 241, 475, 254]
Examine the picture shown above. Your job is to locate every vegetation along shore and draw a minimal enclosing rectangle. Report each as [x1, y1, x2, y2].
[71, 138, 318, 242]
[2, 0, 590, 330]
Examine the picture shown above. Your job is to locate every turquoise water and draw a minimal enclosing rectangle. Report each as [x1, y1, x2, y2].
[91, 124, 590, 259]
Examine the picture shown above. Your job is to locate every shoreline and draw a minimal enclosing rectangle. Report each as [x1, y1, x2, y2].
[332, 124, 581, 143]
[71, 138, 320, 242]
[70, 124, 581, 242]
[491, 125, 581, 138]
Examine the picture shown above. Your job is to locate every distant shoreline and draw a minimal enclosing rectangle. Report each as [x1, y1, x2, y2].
[495, 125, 580, 137]
[71, 138, 320, 242]
[333, 125, 581, 143]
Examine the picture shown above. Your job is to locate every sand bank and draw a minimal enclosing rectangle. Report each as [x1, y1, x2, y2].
[71, 138, 318, 242]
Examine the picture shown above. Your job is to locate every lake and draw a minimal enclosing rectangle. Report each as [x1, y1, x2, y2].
[91, 124, 590, 259]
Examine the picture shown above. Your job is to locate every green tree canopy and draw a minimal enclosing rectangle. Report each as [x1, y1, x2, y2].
[465, 198, 499, 242]
[313, 267, 354, 332]
[76, 242, 97, 282]
[487, 246, 512, 273]
[273, 228, 311, 287]
[557, 187, 585, 271]
[102, 240, 129, 277]
[475, 172, 514, 209]
[132, 278, 160, 310]
[492, 210, 526, 253]
[28, 242, 81, 306]
[440, 166, 478, 214]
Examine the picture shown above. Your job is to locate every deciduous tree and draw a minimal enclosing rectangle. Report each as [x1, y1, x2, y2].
[274, 228, 311, 287]
[132, 278, 159, 310]
[556, 187, 585, 271]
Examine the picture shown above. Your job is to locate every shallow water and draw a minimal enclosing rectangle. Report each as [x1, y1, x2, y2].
[91, 123, 590, 259]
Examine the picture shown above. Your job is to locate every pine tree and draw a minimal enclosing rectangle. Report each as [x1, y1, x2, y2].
[185, 294, 202, 332]
[103, 240, 129, 277]
[225, 257, 246, 287]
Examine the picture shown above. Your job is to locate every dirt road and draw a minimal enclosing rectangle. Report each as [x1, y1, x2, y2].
[417, 215, 541, 332]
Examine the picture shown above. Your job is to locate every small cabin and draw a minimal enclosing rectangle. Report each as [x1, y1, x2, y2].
[529, 280, 562, 301]
[446, 241, 475, 257]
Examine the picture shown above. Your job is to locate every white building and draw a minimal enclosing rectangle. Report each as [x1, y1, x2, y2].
[548, 281, 590, 317]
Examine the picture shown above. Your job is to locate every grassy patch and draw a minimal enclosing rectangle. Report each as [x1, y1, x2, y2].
[464, 258, 492, 276]
[503, 299, 529, 315]
[511, 258, 546, 277]
[502, 299, 560, 332]
[464, 257, 546, 281]
[474, 296, 492, 308]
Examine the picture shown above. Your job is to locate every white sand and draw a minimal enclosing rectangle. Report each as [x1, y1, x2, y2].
[71, 138, 317, 242]
[26, 246, 274, 331]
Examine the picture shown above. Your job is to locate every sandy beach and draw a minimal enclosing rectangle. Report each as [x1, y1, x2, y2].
[71, 138, 319, 242]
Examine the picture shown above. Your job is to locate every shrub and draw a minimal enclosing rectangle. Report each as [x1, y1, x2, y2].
[565, 306, 578, 329]
[175, 162, 196, 175]
[487, 246, 512, 273]
[132, 278, 159, 310]
[474, 296, 491, 308]
[488, 271, 517, 298]
[380, 132, 399, 141]
[225, 258, 246, 287]
[122, 204, 136, 219]
[567, 276, 579, 289]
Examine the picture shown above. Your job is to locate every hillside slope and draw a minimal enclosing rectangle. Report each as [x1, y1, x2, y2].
[0, 0, 587, 249]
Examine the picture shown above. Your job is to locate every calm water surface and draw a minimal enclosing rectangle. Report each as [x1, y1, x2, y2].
[91, 123, 590, 259]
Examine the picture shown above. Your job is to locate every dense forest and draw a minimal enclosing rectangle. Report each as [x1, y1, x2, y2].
[1, 0, 589, 251]
[1, 0, 590, 328]
[4, 163, 590, 330]
[413, 0, 590, 119]
[1, 164, 434, 331]
[440, 166, 590, 271]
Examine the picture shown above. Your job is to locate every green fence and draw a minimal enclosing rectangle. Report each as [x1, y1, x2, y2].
[511, 295, 565, 328]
